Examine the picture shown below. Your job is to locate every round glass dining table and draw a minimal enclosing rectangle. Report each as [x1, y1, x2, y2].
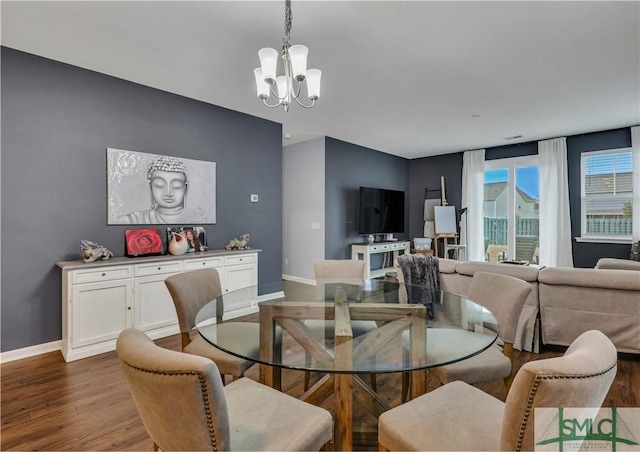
[195, 279, 498, 451]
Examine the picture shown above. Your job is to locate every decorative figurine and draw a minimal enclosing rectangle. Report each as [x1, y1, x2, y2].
[225, 233, 251, 250]
[81, 240, 114, 263]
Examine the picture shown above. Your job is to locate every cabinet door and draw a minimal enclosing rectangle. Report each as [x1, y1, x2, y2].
[223, 265, 257, 311]
[134, 273, 180, 333]
[72, 280, 132, 348]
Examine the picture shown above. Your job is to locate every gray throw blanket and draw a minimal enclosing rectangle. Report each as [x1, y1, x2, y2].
[397, 253, 440, 319]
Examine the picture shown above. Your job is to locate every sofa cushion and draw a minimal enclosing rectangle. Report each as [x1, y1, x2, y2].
[438, 258, 459, 274]
[538, 267, 640, 291]
[456, 261, 540, 282]
[595, 257, 640, 271]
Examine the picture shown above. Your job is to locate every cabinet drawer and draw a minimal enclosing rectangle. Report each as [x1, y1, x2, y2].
[135, 261, 183, 277]
[184, 257, 224, 271]
[72, 266, 133, 284]
[225, 254, 256, 267]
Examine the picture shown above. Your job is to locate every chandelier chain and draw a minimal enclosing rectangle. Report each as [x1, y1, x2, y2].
[284, 0, 292, 45]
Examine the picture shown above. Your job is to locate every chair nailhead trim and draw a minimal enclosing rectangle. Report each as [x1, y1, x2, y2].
[514, 362, 617, 452]
[123, 361, 220, 451]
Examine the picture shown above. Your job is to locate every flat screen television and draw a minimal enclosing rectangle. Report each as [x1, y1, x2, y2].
[358, 187, 405, 235]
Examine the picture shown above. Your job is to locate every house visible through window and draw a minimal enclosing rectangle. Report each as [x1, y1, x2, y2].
[580, 148, 633, 239]
[484, 156, 539, 263]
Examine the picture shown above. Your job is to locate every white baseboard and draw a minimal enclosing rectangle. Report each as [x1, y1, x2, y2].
[258, 291, 286, 302]
[282, 274, 316, 286]
[1, 340, 62, 363]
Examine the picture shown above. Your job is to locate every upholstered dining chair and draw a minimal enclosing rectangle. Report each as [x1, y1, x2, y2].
[165, 268, 273, 386]
[379, 329, 618, 451]
[117, 328, 333, 452]
[303, 259, 378, 391]
[401, 271, 532, 401]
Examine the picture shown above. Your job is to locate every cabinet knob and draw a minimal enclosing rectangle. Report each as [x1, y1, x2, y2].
[202, 262, 206, 266]
[158, 267, 161, 270]
[101, 273, 106, 277]
[127, 307, 131, 310]
[240, 258, 243, 261]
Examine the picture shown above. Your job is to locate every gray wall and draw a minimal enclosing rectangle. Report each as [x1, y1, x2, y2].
[283, 138, 325, 281]
[324, 138, 410, 260]
[1, 47, 283, 352]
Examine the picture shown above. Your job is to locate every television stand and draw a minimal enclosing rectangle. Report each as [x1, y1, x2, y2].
[351, 241, 410, 279]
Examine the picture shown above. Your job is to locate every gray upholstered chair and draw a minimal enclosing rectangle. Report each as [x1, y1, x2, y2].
[164, 268, 262, 385]
[117, 328, 333, 451]
[303, 259, 377, 391]
[401, 271, 532, 401]
[431, 271, 532, 389]
[379, 329, 618, 451]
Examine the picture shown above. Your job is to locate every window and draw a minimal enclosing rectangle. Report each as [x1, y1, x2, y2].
[484, 156, 539, 263]
[580, 148, 634, 240]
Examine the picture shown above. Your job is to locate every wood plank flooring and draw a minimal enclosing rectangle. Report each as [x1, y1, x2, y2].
[2, 306, 638, 450]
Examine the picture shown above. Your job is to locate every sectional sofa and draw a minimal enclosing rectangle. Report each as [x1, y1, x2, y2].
[436, 258, 640, 354]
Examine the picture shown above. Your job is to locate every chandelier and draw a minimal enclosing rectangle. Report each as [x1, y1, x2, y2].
[253, 0, 322, 111]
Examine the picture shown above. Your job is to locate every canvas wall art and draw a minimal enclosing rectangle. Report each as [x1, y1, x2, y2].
[107, 148, 216, 225]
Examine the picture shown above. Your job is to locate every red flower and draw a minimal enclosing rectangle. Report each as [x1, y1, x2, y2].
[126, 229, 164, 256]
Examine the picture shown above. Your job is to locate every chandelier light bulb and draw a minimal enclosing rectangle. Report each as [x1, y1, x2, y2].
[258, 48, 278, 84]
[275, 76, 288, 100]
[253, 68, 270, 99]
[305, 69, 322, 100]
[288, 44, 308, 81]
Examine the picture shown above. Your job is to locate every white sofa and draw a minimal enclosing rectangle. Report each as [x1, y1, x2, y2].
[435, 258, 640, 354]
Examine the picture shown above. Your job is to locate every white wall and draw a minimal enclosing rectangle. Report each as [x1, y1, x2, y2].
[283, 138, 325, 282]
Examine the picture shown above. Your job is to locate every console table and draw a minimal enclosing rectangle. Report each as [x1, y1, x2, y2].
[56, 249, 259, 362]
[351, 241, 410, 279]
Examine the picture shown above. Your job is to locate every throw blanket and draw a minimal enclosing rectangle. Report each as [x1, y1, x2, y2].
[397, 253, 441, 319]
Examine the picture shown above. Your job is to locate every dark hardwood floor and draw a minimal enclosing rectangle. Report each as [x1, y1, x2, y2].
[2, 294, 638, 450]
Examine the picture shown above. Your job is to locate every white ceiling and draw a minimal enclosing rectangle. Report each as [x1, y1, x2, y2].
[2, 1, 639, 159]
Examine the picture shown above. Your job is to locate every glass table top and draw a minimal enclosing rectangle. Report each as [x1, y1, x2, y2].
[195, 279, 498, 374]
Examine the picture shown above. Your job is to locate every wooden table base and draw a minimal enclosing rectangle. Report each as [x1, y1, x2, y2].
[259, 297, 427, 451]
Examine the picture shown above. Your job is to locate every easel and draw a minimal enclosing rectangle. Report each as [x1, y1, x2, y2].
[430, 177, 464, 259]
[423, 179, 446, 253]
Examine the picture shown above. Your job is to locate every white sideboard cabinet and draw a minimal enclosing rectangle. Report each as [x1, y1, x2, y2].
[57, 249, 260, 362]
[351, 241, 410, 279]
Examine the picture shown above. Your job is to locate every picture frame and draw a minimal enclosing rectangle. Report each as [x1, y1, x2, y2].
[190, 226, 208, 252]
[125, 229, 166, 257]
[107, 148, 216, 225]
[166, 226, 207, 253]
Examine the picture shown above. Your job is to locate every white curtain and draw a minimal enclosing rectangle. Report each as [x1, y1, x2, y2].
[631, 126, 640, 242]
[461, 149, 485, 261]
[539, 137, 574, 267]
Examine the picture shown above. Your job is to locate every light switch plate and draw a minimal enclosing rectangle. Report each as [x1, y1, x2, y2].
[250, 194, 259, 203]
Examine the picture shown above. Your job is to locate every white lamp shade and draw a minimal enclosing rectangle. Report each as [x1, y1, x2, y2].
[288, 45, 308, 80]
[276, 75, 288, 99]
[253, 68, 270, 99]
[306, 69, 322, 99]
[258, 48, 278, 83]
